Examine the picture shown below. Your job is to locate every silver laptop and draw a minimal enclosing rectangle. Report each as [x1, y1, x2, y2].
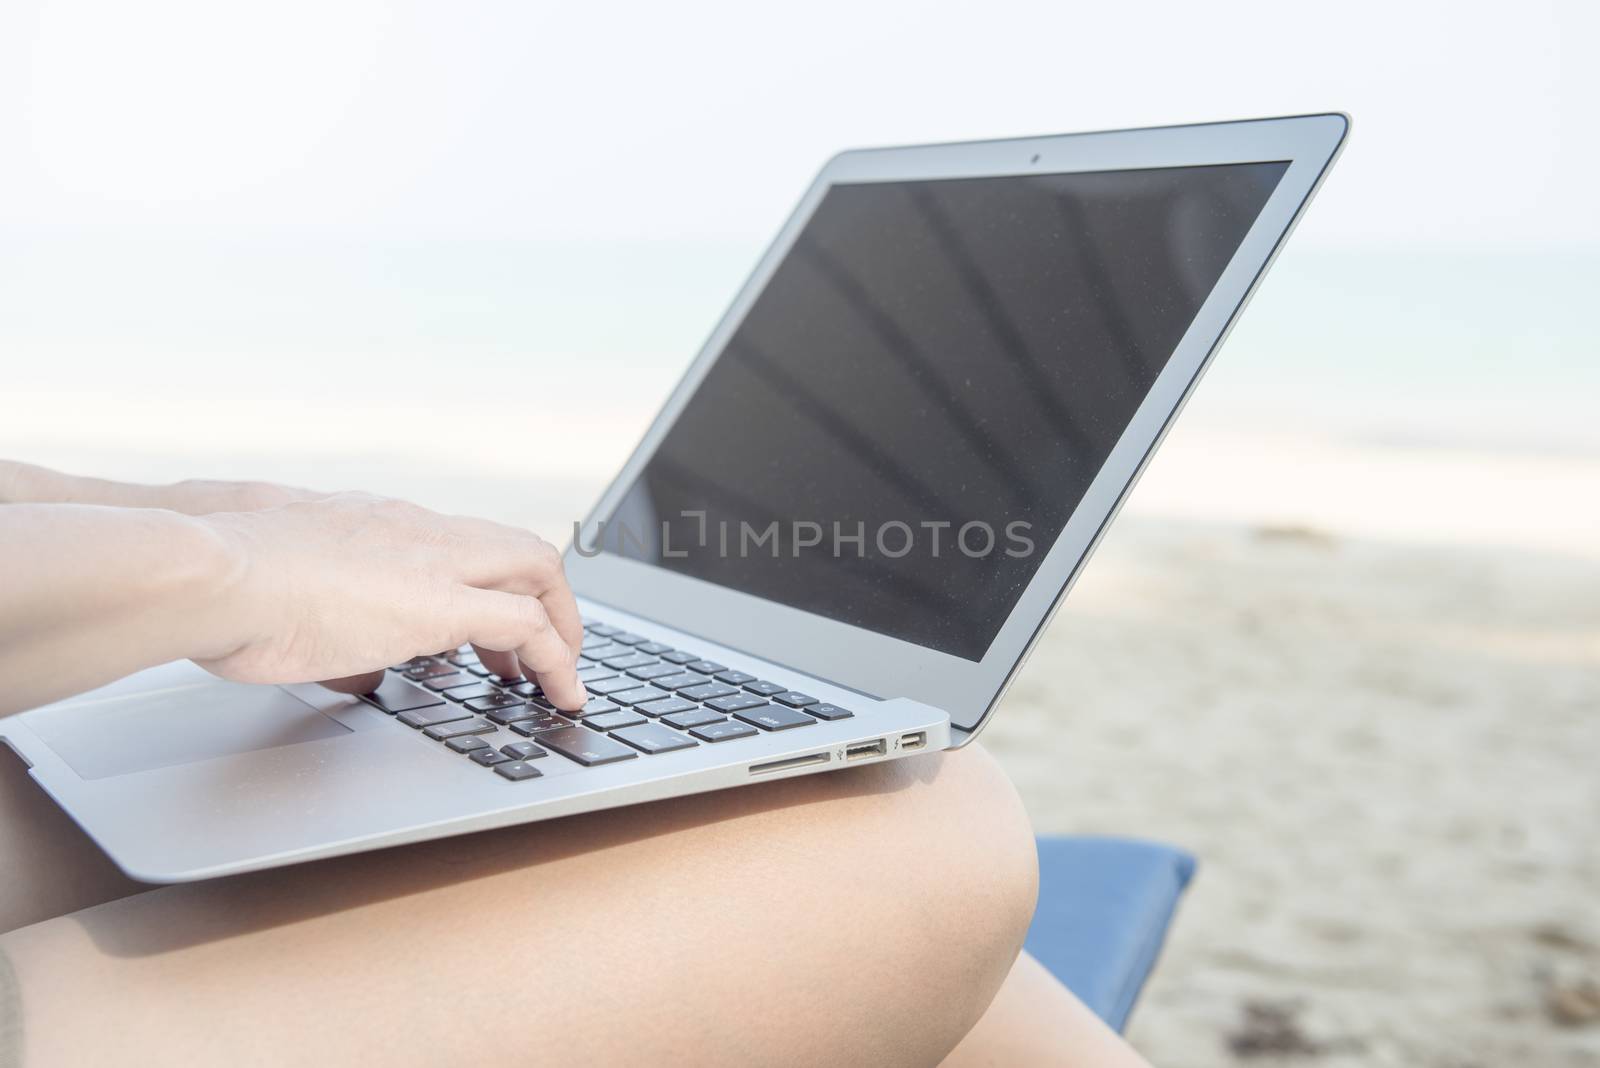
[0, 114, 1347, 882]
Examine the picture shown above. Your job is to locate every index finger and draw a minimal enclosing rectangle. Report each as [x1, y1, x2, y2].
[452, 587, 586, 710]
[446, 524, 584, 658]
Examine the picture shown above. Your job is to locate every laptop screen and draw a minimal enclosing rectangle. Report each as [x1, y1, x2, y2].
[598, 161, 1288, 661]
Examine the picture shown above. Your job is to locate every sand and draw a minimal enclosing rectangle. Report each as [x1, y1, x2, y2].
[980, 518, 1600, 1067]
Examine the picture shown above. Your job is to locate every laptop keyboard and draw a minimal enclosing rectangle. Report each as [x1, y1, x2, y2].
[360, 619, 855, 781]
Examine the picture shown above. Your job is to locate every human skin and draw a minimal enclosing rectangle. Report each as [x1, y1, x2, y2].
[0, 462, 588, 714]
[0, 461, 1149, 1066]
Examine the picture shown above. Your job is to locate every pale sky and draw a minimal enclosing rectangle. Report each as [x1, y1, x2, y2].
[1, 0, 1596, 248]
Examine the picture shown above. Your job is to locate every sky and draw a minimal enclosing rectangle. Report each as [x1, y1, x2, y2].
[1, 0, 1596, 247]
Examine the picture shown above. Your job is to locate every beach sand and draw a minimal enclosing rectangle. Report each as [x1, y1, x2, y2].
[981, 518, 1600, 1067]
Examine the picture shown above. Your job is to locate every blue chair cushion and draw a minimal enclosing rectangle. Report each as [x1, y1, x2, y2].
[1024, 835, 1197, 1033]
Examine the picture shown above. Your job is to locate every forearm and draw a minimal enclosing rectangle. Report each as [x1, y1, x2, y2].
[0, 504, 244, 717]
[0, 460, 165, 509]
[0, 460, 316, 514]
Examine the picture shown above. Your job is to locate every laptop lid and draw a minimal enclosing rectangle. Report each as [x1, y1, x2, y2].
[566, 113, 1348, 740]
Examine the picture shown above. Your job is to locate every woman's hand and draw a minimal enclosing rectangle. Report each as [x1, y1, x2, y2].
[0, 484, 588, 717]
[198, 494, 588, 709]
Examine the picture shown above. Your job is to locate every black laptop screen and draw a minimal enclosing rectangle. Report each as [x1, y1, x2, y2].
[596, 162, 1288, 661]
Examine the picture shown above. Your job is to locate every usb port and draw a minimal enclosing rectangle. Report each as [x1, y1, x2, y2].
[899, 732, 927, 751]
[845, 739, 887, 762]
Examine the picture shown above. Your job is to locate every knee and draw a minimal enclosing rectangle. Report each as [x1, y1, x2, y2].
[905, 742, 1038, 937]
[839, 743, 1038, 1059]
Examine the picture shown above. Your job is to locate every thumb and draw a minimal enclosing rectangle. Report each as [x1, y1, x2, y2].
[319, 670, 388, 696]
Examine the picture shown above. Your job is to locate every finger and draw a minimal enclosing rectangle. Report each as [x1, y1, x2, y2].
[534, 564, 584, 660]
[319, 670, 387, 696]
[472, 644, 519, 682]
[482, 541, 583, 659]
[532, 667, 584, 707]
[442, 523, 585, 658]
[452, 587, 586, 710]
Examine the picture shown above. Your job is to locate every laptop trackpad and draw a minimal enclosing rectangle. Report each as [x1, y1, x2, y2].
[24, 680, 355, 781]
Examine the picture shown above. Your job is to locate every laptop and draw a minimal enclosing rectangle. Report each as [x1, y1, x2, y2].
[0, 114, 1347, 882]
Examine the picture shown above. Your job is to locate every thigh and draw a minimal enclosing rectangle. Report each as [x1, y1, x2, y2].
[3, 744, 1037, 1067]
[0, 742, 147, 934]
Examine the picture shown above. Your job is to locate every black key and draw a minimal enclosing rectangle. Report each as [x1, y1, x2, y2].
[583, 709, 646, 731]
[733, 704, 816, 731]
[680, 682, 737, 702]
[608, 631, 646, 646]
[465, 692, 526, 713]
[585, 622, 620, 637]
[424, 717, 496, 740]
[495, 760, 543, 781]
[464, 663, 494, 677]
[686, 660, 726, 674]
[485, 703, 548, 725]
[609, 686, 672, 707]
[406, 662, 459, 680]
[655, 672, 711, 691]
[662, 708, 726, 730]
[689, 720, 759, 743]
[626, 663, 681, 681]
[442, 682, 498, 703]
[806, 703, 853, 721]
[570, 698, 622, 718]
[612, 722, 698, 755]
[577, 665, 619, 683]
[446, 735, 492, 753]
[773, 692, 817, 708]
[446, 652, 480, 668]
[396, 656, 435, 671]
[586, 676, 640, 696]
[660, 650, 699, 665]
[422, 673, 472, 691]
[510, 715, 567, 736]
[706, 693, 767, 713]
[363, 677, 445, 714]
[398, 705, 473, 729]
[471, 748, 513, 766]
[634, 641, 673, 656]
[501, 741, 546, 760]
[499, 680, 538, 697]
[638, 696, 696, 718]
[487, 675, 525, 689]
[713, 670, 756, 686]
[744, 680, 785, 697]
[534, 726, 638, 766]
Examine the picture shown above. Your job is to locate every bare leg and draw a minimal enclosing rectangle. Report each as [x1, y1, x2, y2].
[4, 744, 1044, 1066]
[941, 951, 1151, 1067]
